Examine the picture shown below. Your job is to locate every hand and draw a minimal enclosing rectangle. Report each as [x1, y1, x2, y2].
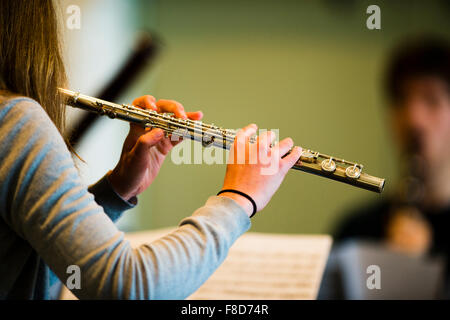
[219, 124, 302, 217]
[108, 95, 203, 201]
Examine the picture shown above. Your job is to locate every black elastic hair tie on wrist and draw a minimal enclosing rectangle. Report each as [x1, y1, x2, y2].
[217, 189, 257, 218]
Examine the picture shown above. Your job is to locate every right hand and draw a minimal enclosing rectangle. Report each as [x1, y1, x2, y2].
[219, 124, 302, 217]
[109, 95, 202, 201]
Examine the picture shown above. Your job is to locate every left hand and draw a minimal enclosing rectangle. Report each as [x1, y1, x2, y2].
[108, 95, 203, 201]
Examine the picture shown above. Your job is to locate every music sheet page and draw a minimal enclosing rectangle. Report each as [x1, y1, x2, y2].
[125, 228, 332, 300]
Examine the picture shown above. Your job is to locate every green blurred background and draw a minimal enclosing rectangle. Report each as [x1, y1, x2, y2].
[65, 0, 450, 234]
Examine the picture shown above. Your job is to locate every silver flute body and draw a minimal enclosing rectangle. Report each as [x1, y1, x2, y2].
[60, 89, 385, 193]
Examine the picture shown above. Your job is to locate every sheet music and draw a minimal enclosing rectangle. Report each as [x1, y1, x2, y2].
[126, 228, 332, 300]
[61, 228, 331, 300]
[189, 233, 331, 300]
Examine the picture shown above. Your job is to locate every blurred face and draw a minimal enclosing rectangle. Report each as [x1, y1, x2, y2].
[390, 76, 450, 168]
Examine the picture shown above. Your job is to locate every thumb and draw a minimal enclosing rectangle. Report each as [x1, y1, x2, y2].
[133, 129, 165, 158]
[281, 146, 302, 172]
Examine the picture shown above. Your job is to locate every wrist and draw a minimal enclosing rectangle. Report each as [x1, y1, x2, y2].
[217, 191, 254, 218]
[107, 170, 134, 202]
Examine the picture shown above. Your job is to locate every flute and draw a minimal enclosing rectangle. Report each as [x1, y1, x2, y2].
[60, 88, 385, 193]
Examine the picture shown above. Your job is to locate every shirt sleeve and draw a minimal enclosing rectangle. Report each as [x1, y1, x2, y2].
[0, 98, 251, 299]
[87, 173, 137, 222]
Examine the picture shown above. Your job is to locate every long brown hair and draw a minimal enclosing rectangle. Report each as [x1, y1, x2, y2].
[0, 0, 67, 134]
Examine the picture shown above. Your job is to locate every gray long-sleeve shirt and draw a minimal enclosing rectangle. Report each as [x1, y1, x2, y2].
[0, 95, 251, 299]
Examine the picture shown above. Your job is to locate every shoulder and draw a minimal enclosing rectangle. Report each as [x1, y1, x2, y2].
[0, 94, 69, 164]
[333, 199, 391, 243]
[0, 94, 50, 123]
[0, 94, 63, 144]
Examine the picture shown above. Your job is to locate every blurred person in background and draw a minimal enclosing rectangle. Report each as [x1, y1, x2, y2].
[332, 36, 450, 294]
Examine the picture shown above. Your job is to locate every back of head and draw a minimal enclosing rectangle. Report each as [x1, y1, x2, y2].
[0, 0, 67, 133]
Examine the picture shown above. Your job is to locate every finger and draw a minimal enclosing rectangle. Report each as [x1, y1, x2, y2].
[273, 137, 294, 157]
[258, 130, 276, 153]
[169, 133, 184, 146]
[123, 125, 150, 152]
[237, 123, 258, 140]
[281, 146, 302, 171]
[186, 111, 203, 121]
[170, 137, 184, 147]
[126, 123, 150, 146]
[128, 123, 147, 136]
[132, 95, 157, 111]
[155, 136, 176, 156]
[230, 124, 256, 164]
[156, 99, 188, 119]
[133, 128, 165, 158]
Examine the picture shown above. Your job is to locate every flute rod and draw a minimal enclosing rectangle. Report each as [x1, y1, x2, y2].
[60, 88, 386, 193]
